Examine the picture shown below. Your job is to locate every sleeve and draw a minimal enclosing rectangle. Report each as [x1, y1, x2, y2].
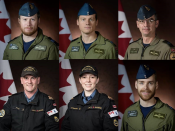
[0, 98, 12, 131]
[48, 44, 59, 60]
[107, 46, 117, 59]
[165, 47, 174, 60]
[120, 113, 126, 131]
[169, 112, 175, 131]
[44, 98, 59, 131]
[103, 98, 118, 131]
[64, 45, 71, 59]
[61, 103, 71, 131]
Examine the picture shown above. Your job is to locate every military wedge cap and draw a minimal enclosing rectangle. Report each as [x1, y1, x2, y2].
[137, 5, 156, 20]
[136, 64, 155, 79]
[78, 3, 96, 16]
[79, 65, 98, 77]
[21, 66, 39, 77]
[19, 2, 39, 17]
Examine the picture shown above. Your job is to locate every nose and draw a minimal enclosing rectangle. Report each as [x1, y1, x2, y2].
[143, 20, 149, 27]
[27, 19, 32, 26]
[86, 77, 91, 82]
[86, 19, 90, 25]
[28, 78, 32, 83]
[144, 83, 149, 90]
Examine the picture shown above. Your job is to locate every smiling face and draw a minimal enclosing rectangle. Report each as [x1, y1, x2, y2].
[77, 14, 98, 35]
[79, 73, 99, 93]
[135, 74, 158, 101]
[21, 75, 40, 93]
[18, 14, 40, 36]
[136, 15, 159, 37]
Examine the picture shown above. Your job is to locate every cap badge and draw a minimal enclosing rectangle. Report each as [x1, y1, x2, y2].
[82, 66, 95, 71]
[145, 6, 150, 11]
[87, 12, 89, 15]
[144, 75, 147, 79]
[144, 65, 149, 70]
[29, 4, 34, 9]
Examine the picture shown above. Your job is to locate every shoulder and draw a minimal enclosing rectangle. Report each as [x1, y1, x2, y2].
[160, 39, 174, 47]
[70, 38, 79, 44]
[47, 37, 59, 46]
[163, 103, 175, 113]
[124, 102, 137, 113]
[104, 39, 116, 47]
[39, 92, 55, 101]
[129, 38, 141, 46]
[44, 36, 58, 47]
[70, 93, 81, 101]
[99, 93, 115, 102]
[7, 36, 20, 45]
[8, 92, 23, 99]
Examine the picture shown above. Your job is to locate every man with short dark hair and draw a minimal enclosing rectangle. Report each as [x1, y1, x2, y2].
[64, 3, 116, 59]
[121, 65, 175, 131]
[124, 5, 175, 60]
[0, 66, 59, 131]
[3, 2, 59, 60]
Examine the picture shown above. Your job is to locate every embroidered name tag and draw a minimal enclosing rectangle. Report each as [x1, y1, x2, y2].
[94, 48, 104, 54]
[9, 44, 19, 50]
[130, 48, 139, 54]
[88, 106, 102, 110]
[14, 107, 24, 111]
[149, 50, 160, 56]
[70, 107, 81, 110]
[153, 112, 166, 119]
[34, 45, 47, 51]
[32, 109, 44, 112]
[128, 110, 138, 117]
[71, 46, 80, 52]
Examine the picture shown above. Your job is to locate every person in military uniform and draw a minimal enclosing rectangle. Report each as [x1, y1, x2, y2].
[0, 66, 59, 131]
[61, 65, 118, 131]
[64, 3, 116, 59]
[121, 65, 175, 131]
[124, 5, 175, 60]
[3, 2, 59, 60]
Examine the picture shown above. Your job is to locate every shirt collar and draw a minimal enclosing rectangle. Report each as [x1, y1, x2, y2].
[24, 89, 38, 103]
[81, 89, 96, 103]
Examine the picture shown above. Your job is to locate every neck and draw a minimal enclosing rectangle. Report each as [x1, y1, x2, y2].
[24, 88, 38, 99]
[84, 88, 95, 97]
[23, 31, 38, 42]
[142, 34, 155, 44]
[81, 31, 97, 43]
[140, 97, 156, 107]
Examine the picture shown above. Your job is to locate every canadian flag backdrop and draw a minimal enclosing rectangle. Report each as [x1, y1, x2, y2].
[59, 3, 78, 130]
[118, 0, 133, 60]
[118, 60, 134, 130]
[0, 0, 11, 60]
[0, 60, 17, 109]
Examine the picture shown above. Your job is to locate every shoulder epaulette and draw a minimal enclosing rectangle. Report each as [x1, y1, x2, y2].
[163, 40, 174, 47]
[48, 96, 54, 100]
[70, 93, 81, 100]
[127, 102, 137, 109]
[129, 38, 141, 45]
[70, 38, 79, 43]
[9, 92, 22, 98]
[48, 37, 59, 46]
[166, 104, 175, 111]
[105, 39, 116, 47]
[8, 36, 19, 43]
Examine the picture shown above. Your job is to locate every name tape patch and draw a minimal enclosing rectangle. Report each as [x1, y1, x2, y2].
[130, 48, 139, 54]
[47, 108, 58, 116]
[34, 45, 47, 51]
[71, 46, 80, 52]
[128, 110, 138, 117]
[108, 110, 118, 118]
[9, 44, 19, 50]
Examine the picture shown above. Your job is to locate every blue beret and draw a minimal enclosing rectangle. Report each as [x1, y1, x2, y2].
[78, 3, 97, 16]
[136, 65, 156, 79]
[137, 5, 156, 20]
[19, 2, 39, 17]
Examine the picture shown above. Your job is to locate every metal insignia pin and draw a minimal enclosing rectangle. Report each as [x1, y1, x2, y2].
[87, 12, 89, 15]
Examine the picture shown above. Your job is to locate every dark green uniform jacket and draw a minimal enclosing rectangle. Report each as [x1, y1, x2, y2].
[61, 90, 118, 131]
[64, 32, 116, 59]
[121, 97, 175, 131]
[3, 28, 59, 60]
[0, 90, 59, 131]
[124, 37, 174, 60]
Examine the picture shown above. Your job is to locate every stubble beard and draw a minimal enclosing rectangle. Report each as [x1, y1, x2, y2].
[138, 88, 156, 101]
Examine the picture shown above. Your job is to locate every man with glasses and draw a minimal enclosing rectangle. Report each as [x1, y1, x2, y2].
[124, 5, 175, 60]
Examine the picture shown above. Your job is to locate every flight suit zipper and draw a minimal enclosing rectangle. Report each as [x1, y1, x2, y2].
[141, 45, 150, 60]
[84, 43, 97, 59]
[126, 122, 128, 131]
[142, 107, 155, 131]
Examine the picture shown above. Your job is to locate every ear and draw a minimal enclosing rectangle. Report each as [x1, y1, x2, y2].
[77, 19, 79, 26]
[79, 77, 82, 84]
[135, 80, 138, 89]
[156, 81, 158, 90]
[136, 20, 139, 28]
[96, 19, 98, 26]
[155, 20, 159, 28]
[20, 77, 23, 84]
[18, 18, 21, 25]
[37, 77, 40, 84]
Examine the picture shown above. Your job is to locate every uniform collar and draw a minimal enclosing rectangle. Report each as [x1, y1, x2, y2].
[139, 36, 160, 46]
[24, 89, 38, 103]
[21, 89, 40, 105]
[19, 27, 44, 47]
[136, 97, 163, 109]
[77, 89, 100, 105]
[81, 89, 96, 104]
[77, 31, 106, 45]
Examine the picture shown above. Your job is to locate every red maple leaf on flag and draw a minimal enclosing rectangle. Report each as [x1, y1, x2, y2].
[0, 73, 13, 109]
[0, 19, 11, 43]
[118, 74, 133, 114]
[59, 62, 72, 107]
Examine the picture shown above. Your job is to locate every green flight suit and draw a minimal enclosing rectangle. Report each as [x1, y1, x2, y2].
[64, 32, 116, 59]
[121, 97, 175, 131]
[124, 37, 175, 60]
[3, 28, 59, 60]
